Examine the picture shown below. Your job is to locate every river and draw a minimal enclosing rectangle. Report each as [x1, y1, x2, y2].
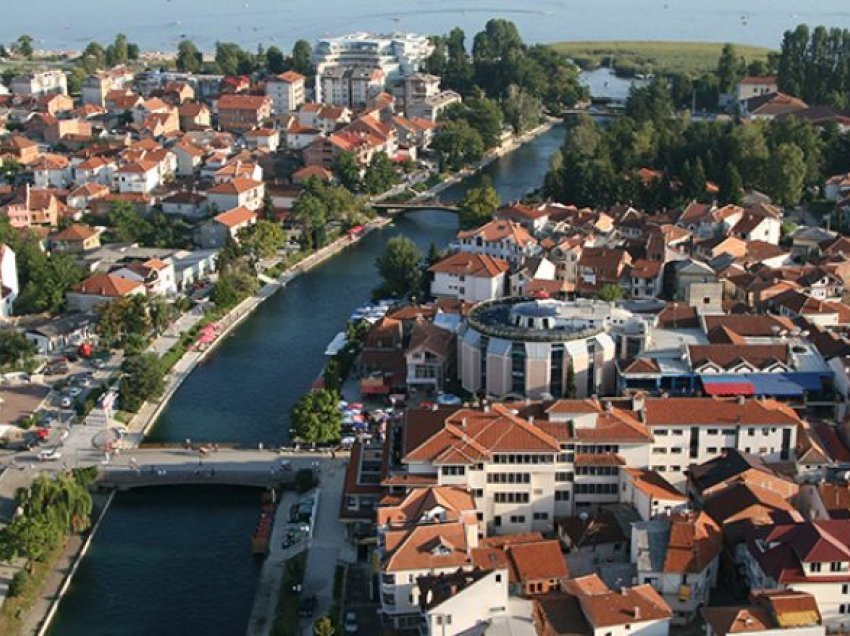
[49, 124, 567, 636]
[4, 0, 850, 52]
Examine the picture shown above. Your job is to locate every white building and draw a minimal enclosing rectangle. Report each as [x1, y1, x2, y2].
[265, 71, 306, 115]
[313, 32, 433, 103]
[0, 245, 19, 318]
[456, 220, 539, 268]
[702, 590, 824, 636]
[10, 70, 67, 96]
[417, 567, 510, 635]
[206, 178, 265, 212]
[429, 252, 508, 303]
[113, 161, 161, 194]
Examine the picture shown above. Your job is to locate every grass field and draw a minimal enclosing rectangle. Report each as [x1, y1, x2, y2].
[549, 41, 773, 75]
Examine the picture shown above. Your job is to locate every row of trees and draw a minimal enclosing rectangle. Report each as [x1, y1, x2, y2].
[176, 39, 313, 77]
[543, 78, 850, 210]
[0, 471, 95, 577]
[332, 152, 403, 195]
[778, 24, 850, 109]
[291, 177, 371, 250]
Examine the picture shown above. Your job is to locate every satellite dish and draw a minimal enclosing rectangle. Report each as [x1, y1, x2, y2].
[579, 511, 589, 522]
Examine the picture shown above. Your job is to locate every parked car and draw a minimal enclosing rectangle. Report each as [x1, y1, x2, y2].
[344, 611, 358, 634]
[38, 447, 62, 461]
[297, 595, 316, 618]
[60, 397, 72, 408]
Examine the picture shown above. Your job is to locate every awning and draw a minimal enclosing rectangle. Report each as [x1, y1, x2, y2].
[747, 374, 805, 397]
[701, 377, 755, 396]
[782, 373, 823, 392]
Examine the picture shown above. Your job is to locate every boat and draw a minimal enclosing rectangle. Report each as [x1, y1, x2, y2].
[251, 495, 277, 555]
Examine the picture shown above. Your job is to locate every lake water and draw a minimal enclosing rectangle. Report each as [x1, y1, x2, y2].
[3, 0, 850, 53]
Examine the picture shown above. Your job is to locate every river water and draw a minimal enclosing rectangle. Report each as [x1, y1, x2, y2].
[50, 124, 566, 636]
[4, 0, 849, 52]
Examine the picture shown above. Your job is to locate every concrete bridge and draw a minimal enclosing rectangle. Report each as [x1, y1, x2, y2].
[372, 200, 459, 214]
[89, 447, 299, 491]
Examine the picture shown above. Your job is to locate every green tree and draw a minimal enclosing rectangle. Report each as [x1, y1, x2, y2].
[458, 176, 500, 230]
[719, 163, 744, 204]
[215, 42, 252, 75]
[564, 361, 577, 399]
[502, 84, 542, 134]
[238, 220, 285, 260]
[15, 250, 84, 315]
[375, 236, 422, 299]
[119, 353, 165, 413]
[332, 151, 361, 192]
[0, 516, 61, 570]
[266, 46, 286, 74]
[177, 39, 202, 73]
[292, 193, 326, 251]
[313, 616, 336, 636]
[432, 120, 485, 171]
[292, 40, 313, 75]
[767, 143, 806, 207]
[106, 33, 130, 65]
[716, 44, 746, 94]
[362, 153, 398, 194]
[14, 35, 34, 60]
[290, 389, 342, 444]
[597, 284, 623, 303]
[81, 41, 106, 72]
[0, 330, 37, 369]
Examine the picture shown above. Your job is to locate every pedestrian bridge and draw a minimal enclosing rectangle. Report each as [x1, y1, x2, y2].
[94, 464, 295, 490]
[372, 200, 458, 214]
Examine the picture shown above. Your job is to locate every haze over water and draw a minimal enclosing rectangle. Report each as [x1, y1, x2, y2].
[5, 0, 850, 52]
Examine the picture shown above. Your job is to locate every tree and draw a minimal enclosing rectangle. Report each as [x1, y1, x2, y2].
[290, 389, 342, 444]
[177, 39, 202, 73]
[597, 284, 623, 303]
[564, 361, 577, 399]
[332, 151, 361, 192]
[292, 193, 326, 251]
[716, 44, 745, 94]
[15, 250, 84, 315]
[106, 33, 130, 66]
[119, 354, 165, 413]
[375, 236, 422, 299]
[458, 176, 500, 230]
[432, 120, 484, 171]
[719, 163, 744, 204]
[292, 40, 313, 75]
[313, 616, 336, 636]
[81, 41, 106, 72]
[238, 220, 285, 260]
[0, 330, 37, 369]
[14, 35, 34, 60]
[502, 84, 542, 134]
[215, 42, 253, 76]
[266, 46, 286, 74]
[362, 153, 398, 194]
[767, 143, 806, 207]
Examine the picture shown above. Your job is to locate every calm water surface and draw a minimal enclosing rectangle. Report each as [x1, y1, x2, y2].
[4, 0, 850, 51]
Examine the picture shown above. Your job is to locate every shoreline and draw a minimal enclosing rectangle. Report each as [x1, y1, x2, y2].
[22, 122, 555, 636]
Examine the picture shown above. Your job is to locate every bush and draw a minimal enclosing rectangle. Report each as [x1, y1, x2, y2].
[8, 570, 30, 598]
[295, 468, 316, 493]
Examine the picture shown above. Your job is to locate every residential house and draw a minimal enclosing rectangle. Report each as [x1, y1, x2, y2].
[172, 141, 206, 177]
[217, 94, 272, 133]
[206, 178, 265, 212]
[0, 245, 18, 317]
[161, 191, 208, 220]
[576, 247, 632, 297]
[2, 187, 63, 228]
[32, 153, 72, 189]
[178, 102, 212, 131]
[429, 251, 509, 303]
[405, 320, 456, 392]
[66, 273, 146, 312]
[10, 71, 67, 96]
[244, 128, 279, 152]
[631, 511, 722, 624]
[51, 224, 101, 254]
[456, 220, 539, 268]
[702, 590, 824, 636]
[417, 568, 511, 636]
[0, 134, 40, 164]
[24, 313, 95, 355]
[688, 449, 799, 504]
[736, 76, 779, 103]
[195, 206, 257, 248]
[110, 258, 177, 296]
[112, 161, 161, 194]
[66, 182, 109, 211]
[471, 533, 569, 596]
[621, 468, 688, 521]
[265, 71, 305, 115]
[741, 92, 809, 120]
[72, 156, 116, 187]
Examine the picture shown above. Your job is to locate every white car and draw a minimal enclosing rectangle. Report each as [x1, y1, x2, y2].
[37, 447, 62, 461]
[344, 612, 357, 634]
[60, 397, 72, 408]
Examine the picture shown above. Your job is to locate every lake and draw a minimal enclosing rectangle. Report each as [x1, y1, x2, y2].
[3, 0, 850, 53]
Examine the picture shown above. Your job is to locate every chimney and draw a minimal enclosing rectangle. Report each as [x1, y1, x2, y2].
[737, 394, 746, 405]
[461, 417, 467, 428]
[632, 391, 645, 413]
[634, 606, 640, 620]
[431, 403, 438, 411]
[620, 587, 627, 595]
[528, 415, 534, 425]
[604, 401, 613, 412]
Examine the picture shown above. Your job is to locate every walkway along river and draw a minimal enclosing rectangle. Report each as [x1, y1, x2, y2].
[48, 123, 567, 636]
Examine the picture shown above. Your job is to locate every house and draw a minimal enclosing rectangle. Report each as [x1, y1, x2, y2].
[557, 505, 639, 567]
[110, 258, 177, 296]
[24, 313, 95, 355]
[292, 165, 334, 185]
[67, 182, 109, 211]
[740, 92, 808, 120]
[428, 251, 509, 303]
[702, 590, 824, 636]
[576, 247, 632, 297]
[265, 71, 305, 115]
[799, 481, 850, 521]
[216, 94, 272, 133]
[0, 245, 18, 318]
[206, 178, 265, 212]
[161, 191, 208, 220]
[213, 160, 263, 184]
[244, 128, 279, 152]
[112, 161, 161, 194]
[66, 273, 146, 312]
[825, 173, 850, 202]
[533, 574, 673, 636]
[628, 259, 664, 299]
[32, 153, 72, 189]
[178, 102, 212, 131]
[195, 206, 258, 248]
[0, 134, 40, 164]
[10, 70, 67, 96]
[621, 468, 688, 521]
[51, 224, 101, 254]
[417, 568, 511, 636]
[471, 533, 569, 596]
[172, 141, 206, 177]
[688, 449, 799, 504]
[2, 187, 63, 228]
[736, 76, 779, 104]
[509, 256, 558, 297]
[742, 518, 850, 629]
[456, 220, 539, 268]
[72, 156, 116, 187]
[404, 320, 456, 392]
[495, 203, 551, 233]
[631, 511, 722, 624]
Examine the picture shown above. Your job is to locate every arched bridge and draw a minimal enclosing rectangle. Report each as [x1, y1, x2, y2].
[372, 200, 459, 214]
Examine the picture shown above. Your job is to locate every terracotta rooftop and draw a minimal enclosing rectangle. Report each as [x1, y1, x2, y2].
[428, 251, 509, 278]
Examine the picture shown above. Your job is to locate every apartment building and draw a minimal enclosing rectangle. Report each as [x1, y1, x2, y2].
[428, 251, 509, 303]
[456, 220, 539, 268]
[11, 70, 67, 96]
[216, 94, 272, 133]
[265, 71, 305, 115]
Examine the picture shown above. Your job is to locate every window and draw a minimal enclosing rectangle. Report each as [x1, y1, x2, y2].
[707, 428, 718, 435]
[496, 574, 502, 583]
[831, 562, 843, 572]
[655, 429, 668, 436]
[473, 489, 483, 498]
[555, 490, 570, 501]
[509, 515, 526, 524]
[441, 466, 465, 476]
[842, 584, 850, 594]
[748, 428, 755, 436]
[494, 492, 530, 504]
[555, 472, 573, 482]
[811, 562, 822, 572]
[841, 604, 850, 615]
[672, 429, 684, 436]
[652, 448, 667, 454]
[533, 512, 549, 520]
[707, 447, 718, 454]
